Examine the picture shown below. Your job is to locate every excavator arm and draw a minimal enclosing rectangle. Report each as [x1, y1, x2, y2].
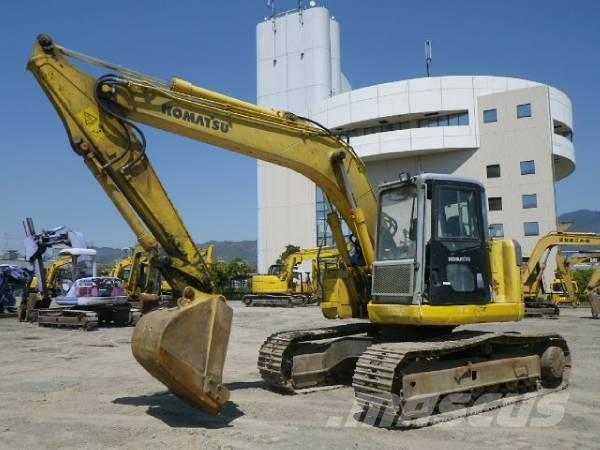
[45, 256, 73, 293]
[522, 232, 600, 300]
[28, 36, 376, 266]
[27, 35, 377, 415]
[557, 253, 600, 296]
[279, 246, 339, 284]
[553, 253, 579, 305]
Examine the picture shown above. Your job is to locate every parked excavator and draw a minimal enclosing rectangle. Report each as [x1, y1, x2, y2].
[22, 217, 129, 329]
[23, 253, 74, 320]
[111, 244, 215, 313]
[521, 231, 600, 317]
[28, 35, 571, 427]
[244, 245, 340, 307]
[109, 248, 136, 280]
[548, 252, 591, 306]
[552, 253, 600, 317]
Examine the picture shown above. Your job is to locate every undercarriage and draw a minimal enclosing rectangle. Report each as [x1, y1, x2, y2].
[258, 324, 570, 427]
[524, 300, 561, 318]
[243, 294, 310, 307]
[22, 298, 140, 331]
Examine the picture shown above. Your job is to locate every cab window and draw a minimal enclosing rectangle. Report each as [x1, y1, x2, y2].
[435, 187, 481, 240]
[377, 185, 418, 260]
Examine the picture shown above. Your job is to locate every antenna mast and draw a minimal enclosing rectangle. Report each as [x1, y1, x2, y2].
[267, 0, 275, 18]
[425, 40, 432, 77]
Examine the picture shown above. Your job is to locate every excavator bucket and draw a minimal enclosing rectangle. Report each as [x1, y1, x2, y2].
[131, 296, 233, 414]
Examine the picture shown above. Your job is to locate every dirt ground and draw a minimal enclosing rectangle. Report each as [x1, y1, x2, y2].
[0, 303, 599, 450]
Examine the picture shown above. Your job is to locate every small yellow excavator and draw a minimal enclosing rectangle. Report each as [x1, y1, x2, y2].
[28, 35, 571, 427]
[521, 232, 600, 317]
[111, 244, 215, 314]
[552, 253, 600, 318]
[244, 246, 340, 307]
[548, 252, 589, 306]
[109, 250, 136, 280]
[28, 254, 72, 296]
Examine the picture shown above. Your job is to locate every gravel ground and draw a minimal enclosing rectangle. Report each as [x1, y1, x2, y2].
[0, 304, 598, 450]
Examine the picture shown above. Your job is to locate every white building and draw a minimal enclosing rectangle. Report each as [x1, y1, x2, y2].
[256, 5, 575, 272]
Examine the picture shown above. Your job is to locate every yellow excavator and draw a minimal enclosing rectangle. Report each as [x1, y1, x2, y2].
[549, 253, 587, 306]
[158, 244, 215, 298]
[521, 231, 600, 317]
[244, 246, 340, 307]
[553, 253, 600, 310]
[109, 250, 136, 280]
[28, 35, 570, 427]
[28, 254, 72, 296]
[111, 244, 215, 312]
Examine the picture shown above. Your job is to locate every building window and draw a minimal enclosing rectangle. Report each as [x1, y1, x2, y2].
[524, 221, 540, 236]
[417, 112, 469, 129]
[553, 120, 574, 142]
[488, 197, 503, 211]
[316, 188, 333, 246]
[489, 223, 504, 238]
[557, 129, 574, 142]
[316, 188, 350, 246]
[517, 103, 532, 119]
[520, 160, 536, 175]
[486, 164, 501, 178]
[522, 193, 538, 209]
[483, 109, 497, 123]
[339, 111, 470, 139]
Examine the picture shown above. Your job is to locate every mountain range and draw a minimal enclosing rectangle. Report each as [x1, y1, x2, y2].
[558, 210, 600, 234]
[94, 240, 257, 267]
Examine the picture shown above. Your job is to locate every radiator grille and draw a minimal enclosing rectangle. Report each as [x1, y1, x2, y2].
[372, 262, 414, 296]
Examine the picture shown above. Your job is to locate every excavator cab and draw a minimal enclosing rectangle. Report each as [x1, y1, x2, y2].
[372, 174, 495, 315]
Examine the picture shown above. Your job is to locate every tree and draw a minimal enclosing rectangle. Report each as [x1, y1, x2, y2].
[226, 257, 253, 281]
[211, 260, 231, 292]
[277, 244, 301, 265]
[211, 257, 254, 294]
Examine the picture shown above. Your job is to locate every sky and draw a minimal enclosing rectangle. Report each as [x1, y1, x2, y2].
[1, 0, 599, 250]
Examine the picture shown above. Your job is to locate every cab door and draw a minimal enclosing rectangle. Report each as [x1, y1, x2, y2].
[428, 181, 491, 305]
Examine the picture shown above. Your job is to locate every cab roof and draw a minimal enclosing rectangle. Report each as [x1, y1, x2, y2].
[378, 173, 485, 192]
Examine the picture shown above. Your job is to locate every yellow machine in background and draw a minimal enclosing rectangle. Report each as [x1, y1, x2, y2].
[109, 251, 135, 280]
[549, 253, 584, 306]
[159, 244, 215, 297]
[548, 277, 580, 306]
[551, 253, 600, 305]
[29, 255, 72, 295]
[110, 245, 215, 313]
[244, 246, 340, 307]
[29, 36, 570, 426]
[521, 231, 600, 316]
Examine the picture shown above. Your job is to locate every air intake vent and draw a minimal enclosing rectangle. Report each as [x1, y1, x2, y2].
[372, 261, 414, 297]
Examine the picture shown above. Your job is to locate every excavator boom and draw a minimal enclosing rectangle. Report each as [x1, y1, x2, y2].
[522, 232, 600, 300]
[27, 35, 376, 414]
[28, 36, 232, 413]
